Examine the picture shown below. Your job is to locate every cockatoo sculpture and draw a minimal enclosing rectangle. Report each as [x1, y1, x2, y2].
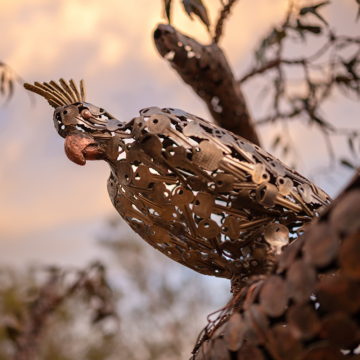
[24, 79, 331, 292]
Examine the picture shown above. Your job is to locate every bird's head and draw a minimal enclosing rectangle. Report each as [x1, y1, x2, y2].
[24, 79, 127, 166]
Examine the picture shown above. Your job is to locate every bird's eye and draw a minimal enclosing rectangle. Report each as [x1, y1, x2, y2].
[81, 109, 92, 120]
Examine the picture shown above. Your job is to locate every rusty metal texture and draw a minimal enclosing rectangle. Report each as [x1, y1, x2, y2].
[24, 79, 332, 295]
[191, 170, 360, 360]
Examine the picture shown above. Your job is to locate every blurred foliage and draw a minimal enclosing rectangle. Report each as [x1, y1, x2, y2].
[0, 263, 117, 360]
[0, 223, 228, 360]
[164, 0, 210, 30]
[0, 63, 33, 106]
[240, 0, 360, 171]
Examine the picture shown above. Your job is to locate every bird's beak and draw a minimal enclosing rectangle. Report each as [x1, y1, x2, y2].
[64, 130, 105, 166]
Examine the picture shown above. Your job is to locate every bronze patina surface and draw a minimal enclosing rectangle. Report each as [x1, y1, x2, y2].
[24, 79, 332, 292]
[192, 172, 360, 360]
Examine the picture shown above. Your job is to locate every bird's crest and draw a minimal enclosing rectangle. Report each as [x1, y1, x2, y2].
[24, 79, 86, 109]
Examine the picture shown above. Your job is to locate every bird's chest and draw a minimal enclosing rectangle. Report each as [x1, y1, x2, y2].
[105, 108, 330, 286]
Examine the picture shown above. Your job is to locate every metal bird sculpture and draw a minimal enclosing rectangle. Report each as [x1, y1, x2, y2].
[24, 79, 332, 293]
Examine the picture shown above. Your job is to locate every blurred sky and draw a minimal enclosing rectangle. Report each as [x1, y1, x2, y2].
[0, 0, 358, 270]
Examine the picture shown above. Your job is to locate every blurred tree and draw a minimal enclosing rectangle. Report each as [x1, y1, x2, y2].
[0, 62, 33, 106]
[157, 0, 360, 172]
[0, 227, 228, 360]
[0, 263, 117, 360]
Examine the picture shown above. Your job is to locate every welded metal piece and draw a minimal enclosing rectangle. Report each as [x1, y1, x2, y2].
[24, 79, 332, 290]
[191, 171, 360, 360]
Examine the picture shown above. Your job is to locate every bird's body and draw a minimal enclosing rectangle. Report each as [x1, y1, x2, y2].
[24, 79, 332, 290]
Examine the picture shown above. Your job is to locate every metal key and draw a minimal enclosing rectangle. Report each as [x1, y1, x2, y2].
[197, 219, 220, 239]
[139, 133, 162, 159]
[115, 194, 152, 225]
[310, 183, 331, 203]
[267, 158, 286, 177]
[187, 176, 208, 191]
[237, 217, 273, 231]
[126, 141, 168, 175]
[134, 193, 180, 222]
[255, 182, 302, 212]
[147, 114, 194, 149]
[133, 165, 177, 189]
[212, 128, 255, 162]
[149, 182, 172, 205]
[131, 116, 146, 140]
[139, 107, 162, 117]
[234, 137, 287, 178]
[116, 160, 133, 186]
[276, 177, 294, 196]
[233, 182, 258, 191]
[193, 192, 248, 219]
[285, 167, 311, 185]
[297, 183, 327, 206]
[264, 223, 289, 255]
[148, 225, 185, 249]
[161, 107, 191, 118]
[276, 177, 313, 216]
[290, 190, 313, 216]
[127, 181, 172, 206]
[182, 121, 231, 154]
[235, 138, 258, 164]
[107, 176, 118, 204]
[165, 146, 213, 181]
[164, 222, 212, 250]
[105, 135, 124, 160]
[220, 216, 240, 240]
[220, 156, 270, 183]
[213, 173, 234, 193]
[171, 186, 198, 237]
[192, 140, 225, 171]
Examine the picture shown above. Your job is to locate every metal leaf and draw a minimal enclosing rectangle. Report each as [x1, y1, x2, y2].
[223, 312, 244, 351]
[286, 259, 316, 305]
[319, 313, 359, 348]
[286, 304, 321, 341]
[302, 222, 340, 268]
[259, 275, 288, 317]
[339, 231, 360, 280]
